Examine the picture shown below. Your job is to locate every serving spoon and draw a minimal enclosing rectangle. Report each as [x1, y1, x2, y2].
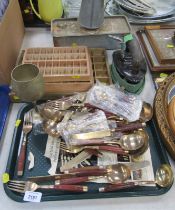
[42, 110, 66, 137]
[99, 164, 174, 192]
[105, 164, 131, 183]
[43, 119, 61, 137]
[129, 129, 149, 156]
[43, 111, 74, 137]
[140, 102, 153, 122]
[56, 163, 132, 185]
[61, 160, 150, 186]
[153, 164, 174, 187]
[60, 130, 147, 154]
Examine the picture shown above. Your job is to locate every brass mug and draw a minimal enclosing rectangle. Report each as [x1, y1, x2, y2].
[11, 64, 44, 102]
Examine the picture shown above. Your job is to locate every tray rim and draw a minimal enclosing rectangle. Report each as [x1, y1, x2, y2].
[51, 16, 132, 38]
[3, 104, 173, 202]
[0, 85, 10, 140]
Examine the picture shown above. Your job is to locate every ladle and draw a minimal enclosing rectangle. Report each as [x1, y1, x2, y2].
[129, 129, 149, 156]
[39, 106, 66, 121]
[56, 163, 131, 184]
[43, 119, 60, 137]
[60, 130, 147, 154]
[65, 164, 131, 183]
[43, 111, 74, 137]
[60, 142, 128, 155]
[64, 161, 149, 176]
[63, 161, 149, 185]
[117, 132, 145, 151]
[43, 111, 64, 137]
[99, 164, 174, 192]
[56, 163, 131, 185]
[153, 164, 174, 187]
[127, 164, 173, 187]
[105, 164, 133, 183]
[140, 102, 153, 122]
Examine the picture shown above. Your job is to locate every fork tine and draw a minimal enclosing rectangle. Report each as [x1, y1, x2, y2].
[24, 113, 29, 125]
[9, 182, 25, 186]
[29, 110, 33, 123]
[60, 148, 69, 152]
[24, 111, 32, 124]
[60, 142, 66, 145]
[60, 143, 68, 148]
[60, 144, 68, 149]
[28, 112, 32, 123]
[60, 145, 67, 149]
[8, 184, 25, 190]
[60, 148, 70, 153]
[8, 182, 25, 187]
[8, 186, 24, 193]
[8, 180, 25, 191]
[9, 180, 25, 184]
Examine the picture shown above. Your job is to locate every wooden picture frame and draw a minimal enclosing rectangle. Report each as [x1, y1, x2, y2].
[137, 30, 175, 72]
[144, 25, 175, 65]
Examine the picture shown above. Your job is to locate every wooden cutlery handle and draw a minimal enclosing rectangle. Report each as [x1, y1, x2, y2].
[83, 145, 127, 154]
[115, 122, 146, 132]
[57, 176, 95, 185]
[65, 165, 103, 173]
[28, 174, 76, 182]
[64, 168, 107, 176]
[90, 145, 127, 154]
[99, 182, 136, 192]
[17, 136, 27, 176]
[54, 184, 88, 192]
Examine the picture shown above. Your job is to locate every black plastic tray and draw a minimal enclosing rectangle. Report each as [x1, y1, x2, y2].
[4, 104, 173, 202]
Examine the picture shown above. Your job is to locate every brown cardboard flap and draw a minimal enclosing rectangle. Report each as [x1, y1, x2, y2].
[0, 0, 25, 84]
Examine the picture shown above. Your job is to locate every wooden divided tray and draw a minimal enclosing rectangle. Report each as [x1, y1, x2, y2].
[22, 46, 92, 82]
[90, 48, 112, 85]
[21, 46, 94, 95]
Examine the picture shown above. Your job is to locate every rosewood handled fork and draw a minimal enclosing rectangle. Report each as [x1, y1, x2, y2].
[17, 111, 33, 176]
[7, 180, 88, 193]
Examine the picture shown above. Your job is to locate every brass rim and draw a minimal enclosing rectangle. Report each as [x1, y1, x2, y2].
[154, 73, 175, 158]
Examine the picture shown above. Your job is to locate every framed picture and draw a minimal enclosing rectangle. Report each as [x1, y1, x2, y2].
[137, 30, 175, 72]
[145, 25, 175, 65]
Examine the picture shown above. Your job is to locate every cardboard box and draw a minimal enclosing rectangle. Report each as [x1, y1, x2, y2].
[0, 0, 25, 84]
